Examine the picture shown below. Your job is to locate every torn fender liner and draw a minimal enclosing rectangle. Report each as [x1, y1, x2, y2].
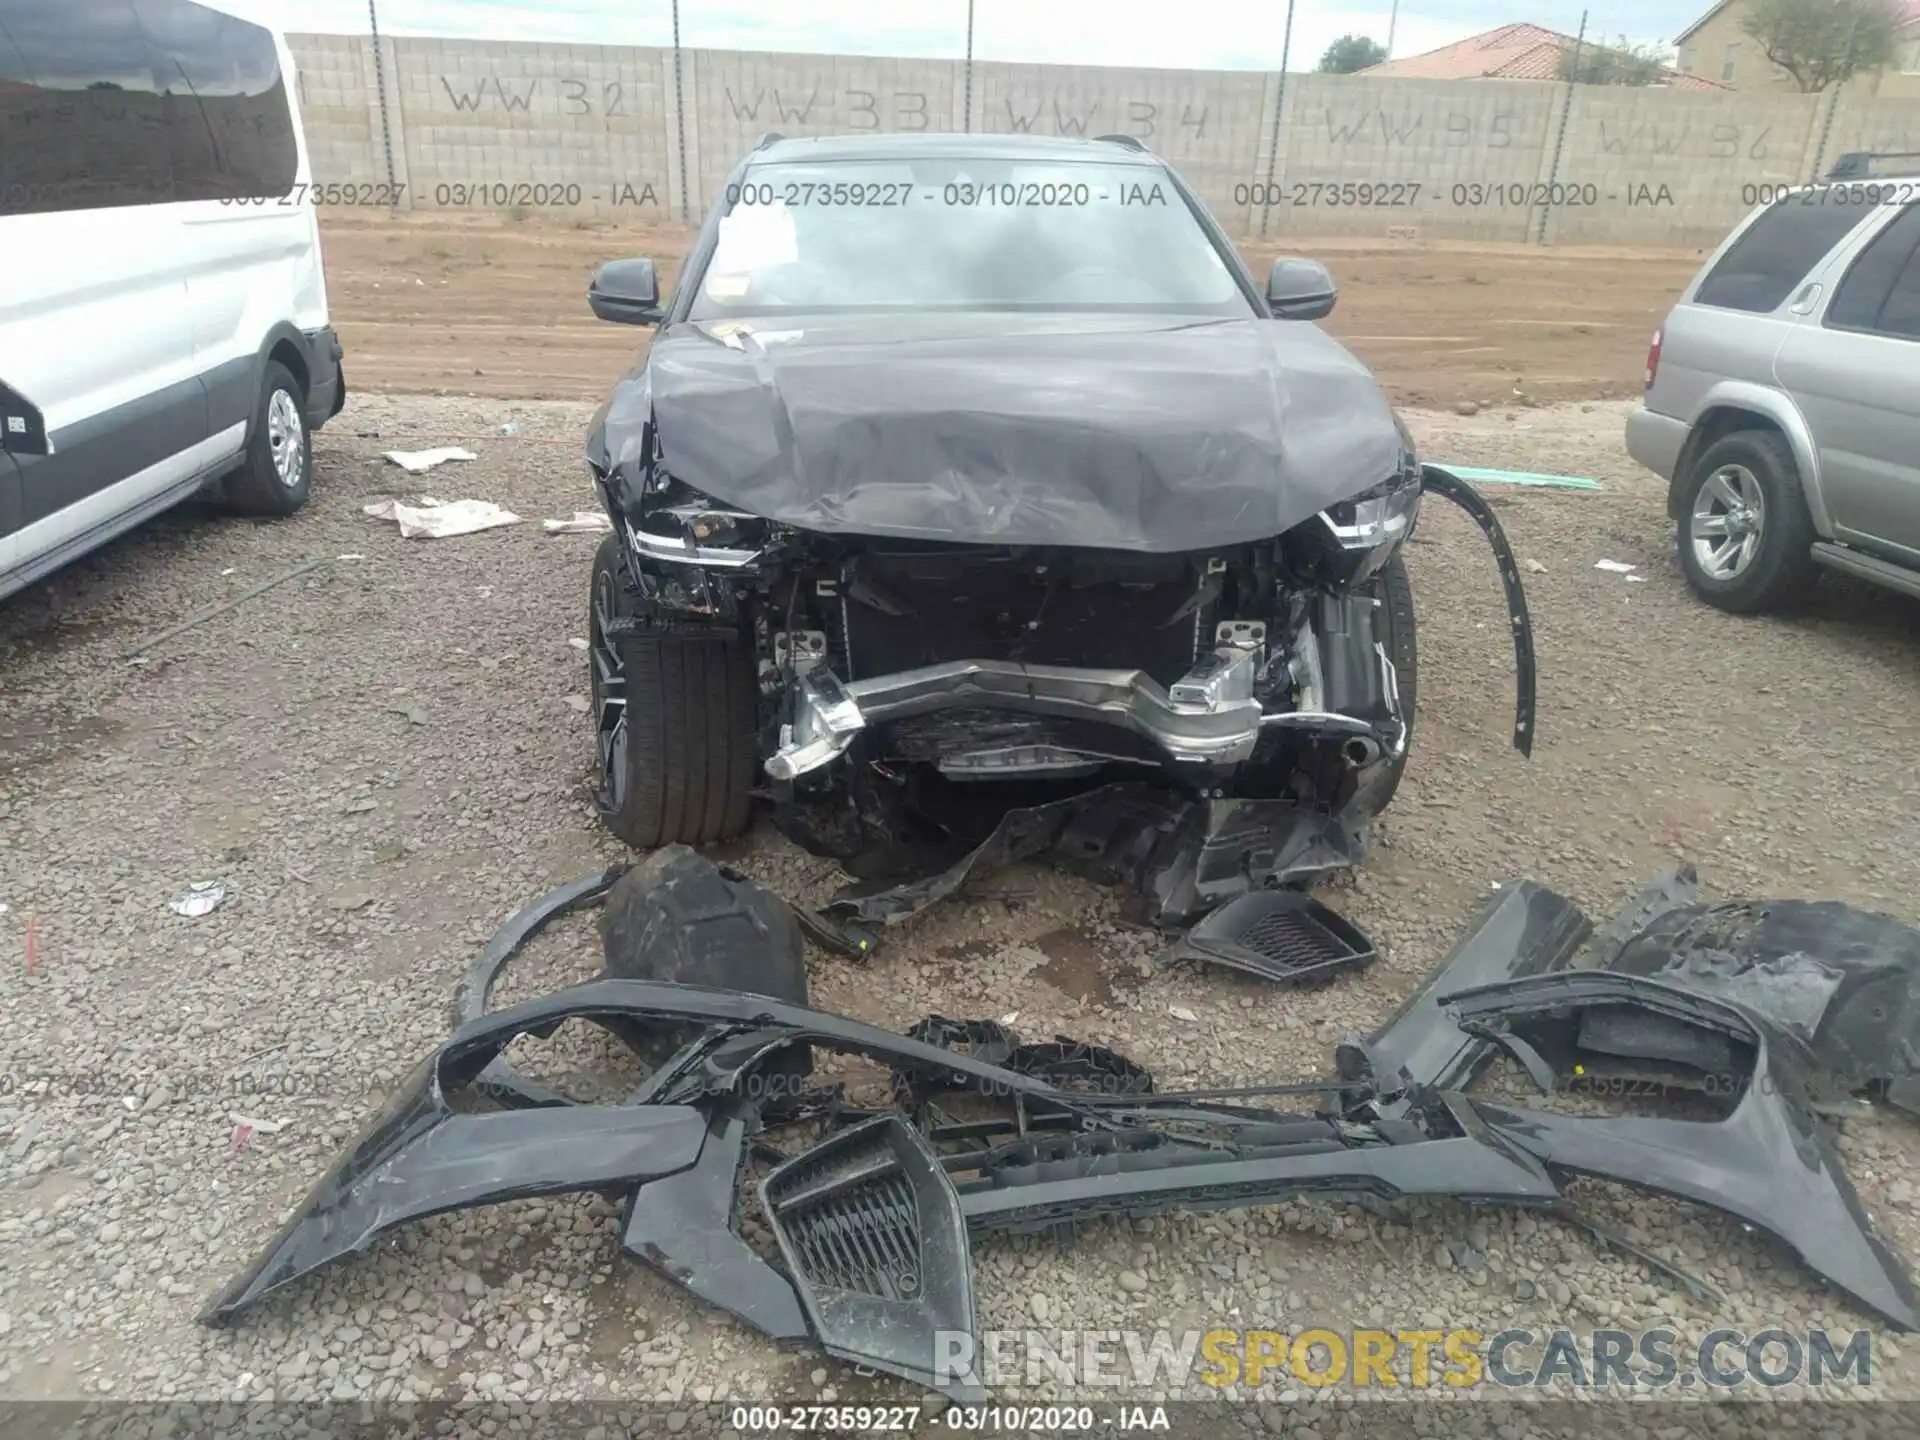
[1337, 880, 1592, 1099]
[598, 845, 814, 1087]
[1598, 886, 1920, 1113]
[199, 1061, 707, 1324]
[634, 314, 1403, 552]
[599, 845, 811, 1003]
[1447, 972, 1920, 1331]
[453, 853, 849, 1113]
[761, 1115, 981, 1396]
[1419, 465, 1537, 757]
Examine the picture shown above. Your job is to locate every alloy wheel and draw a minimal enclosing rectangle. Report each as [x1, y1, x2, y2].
[590, 567, 629, 814]
[1690, 463, 1767, 581]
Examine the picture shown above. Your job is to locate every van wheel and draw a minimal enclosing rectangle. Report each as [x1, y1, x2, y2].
[224, 362, 312, 517]
[588, 533, 758, 849]
[1675, 431, 1817, 614]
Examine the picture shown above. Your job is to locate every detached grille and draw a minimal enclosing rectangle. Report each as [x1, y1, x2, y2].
[767, 1148, 924, 1300]
[758, 1115, 977, 1391]
[1167, 890, 1378, 985]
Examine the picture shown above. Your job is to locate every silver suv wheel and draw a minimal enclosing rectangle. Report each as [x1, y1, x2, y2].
[1689, 463, 1767, 580]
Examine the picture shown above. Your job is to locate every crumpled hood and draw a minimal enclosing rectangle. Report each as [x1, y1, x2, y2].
[622, 313, 1403, 552]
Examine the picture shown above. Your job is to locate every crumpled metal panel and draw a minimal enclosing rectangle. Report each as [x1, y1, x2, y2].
[613, 313, 1403, 552]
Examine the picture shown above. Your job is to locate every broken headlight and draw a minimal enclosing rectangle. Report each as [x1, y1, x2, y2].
[1319, 470, 1421, 550]
[629, 477, 770, 568]
[1318, 416, 1422, 574]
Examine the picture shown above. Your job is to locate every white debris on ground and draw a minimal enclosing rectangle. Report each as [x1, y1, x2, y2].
[362, 495, 522, 539]
[381, 446, 478, 473]
[167, 881, 228, 918]
[1, 394, 1917, 1423]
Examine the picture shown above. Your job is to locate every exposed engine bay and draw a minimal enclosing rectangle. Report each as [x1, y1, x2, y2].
[589, 388, 1535, 898]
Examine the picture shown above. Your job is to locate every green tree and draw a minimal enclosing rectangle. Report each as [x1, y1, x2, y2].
[1319, 35, 1389, 74]
[1741, 0, 1903, 92]
[1557, 35, 1669, 85]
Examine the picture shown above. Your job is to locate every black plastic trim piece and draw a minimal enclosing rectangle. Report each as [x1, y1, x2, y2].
[1418, 464, 1538, 757]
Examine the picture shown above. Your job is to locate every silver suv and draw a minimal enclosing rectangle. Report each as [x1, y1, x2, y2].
[1627, 153, 1920, 613]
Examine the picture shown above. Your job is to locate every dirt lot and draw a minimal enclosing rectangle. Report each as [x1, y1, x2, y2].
[3, 383, 1919, 1433]
[319, 212, 1704, 412]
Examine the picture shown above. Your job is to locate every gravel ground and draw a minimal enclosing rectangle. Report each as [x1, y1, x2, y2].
[2, 394, 1919, 1435]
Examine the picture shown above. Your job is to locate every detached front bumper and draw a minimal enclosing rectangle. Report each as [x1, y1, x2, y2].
[764, 644, 1404, 783]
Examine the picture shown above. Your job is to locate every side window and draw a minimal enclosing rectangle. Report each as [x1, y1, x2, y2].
[1827, 203, 1920, 338]
[0, 0, 173, 215]
[1694, 199, 1866, 313]
[0, 0, 294, 217]
[134, 0, 298, 203]
[1874, 241, 1920, 340]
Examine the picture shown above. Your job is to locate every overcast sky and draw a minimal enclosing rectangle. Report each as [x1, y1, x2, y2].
[291, 0, 1687, 69]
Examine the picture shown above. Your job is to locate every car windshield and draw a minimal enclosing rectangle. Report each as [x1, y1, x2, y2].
[686, 156, 1253, 319]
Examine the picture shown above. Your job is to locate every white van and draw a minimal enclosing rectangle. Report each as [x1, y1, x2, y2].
[0, 0, 344, 602]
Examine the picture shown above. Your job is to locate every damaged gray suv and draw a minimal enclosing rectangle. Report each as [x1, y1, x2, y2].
[582, 133, 1529, 869]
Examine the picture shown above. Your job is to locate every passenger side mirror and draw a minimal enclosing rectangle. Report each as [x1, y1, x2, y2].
[1267, 258, 1337, 320]
[589, 258, 662, 325]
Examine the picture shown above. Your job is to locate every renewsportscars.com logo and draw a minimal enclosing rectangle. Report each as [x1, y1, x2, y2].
[931, 1327, 1875, 1391]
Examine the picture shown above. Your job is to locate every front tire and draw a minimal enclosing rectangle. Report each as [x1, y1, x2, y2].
[1675, 430, 1817, 614]
[224, 361, 312, 517]
[588, 533, 757, 849]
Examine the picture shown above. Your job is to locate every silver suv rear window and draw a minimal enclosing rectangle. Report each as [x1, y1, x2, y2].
[1695, 198, 1864, 313]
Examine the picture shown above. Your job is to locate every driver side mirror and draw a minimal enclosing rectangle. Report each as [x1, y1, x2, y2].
[589, 258, 662, 325]
[1267, 257, 1337, 320]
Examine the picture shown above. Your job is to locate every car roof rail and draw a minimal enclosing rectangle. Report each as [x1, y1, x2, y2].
[752, 131, 786, 151]
[1092, 133, 1151, 151]
[1825, 150, 1920, 180]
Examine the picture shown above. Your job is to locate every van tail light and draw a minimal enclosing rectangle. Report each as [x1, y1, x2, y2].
[1645, 326, 1664, 389]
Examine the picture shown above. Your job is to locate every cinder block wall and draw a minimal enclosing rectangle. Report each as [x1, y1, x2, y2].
[287, 34, 1920, 245]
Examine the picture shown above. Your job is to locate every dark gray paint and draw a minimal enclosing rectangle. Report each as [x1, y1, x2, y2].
[14, 371, 208, 529]
[201, 354, 257, 440]
[0, 451, 22, 539]
[610, 311, 1403, 552]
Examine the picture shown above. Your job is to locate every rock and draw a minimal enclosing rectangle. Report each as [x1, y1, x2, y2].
[1031, 1293, 1051, 1324]
[1118, 1271, 1148, 1294]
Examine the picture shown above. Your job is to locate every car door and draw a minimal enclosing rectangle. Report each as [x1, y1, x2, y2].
[1774, 199, 1920, 562]
[0, 0, 207, 568]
